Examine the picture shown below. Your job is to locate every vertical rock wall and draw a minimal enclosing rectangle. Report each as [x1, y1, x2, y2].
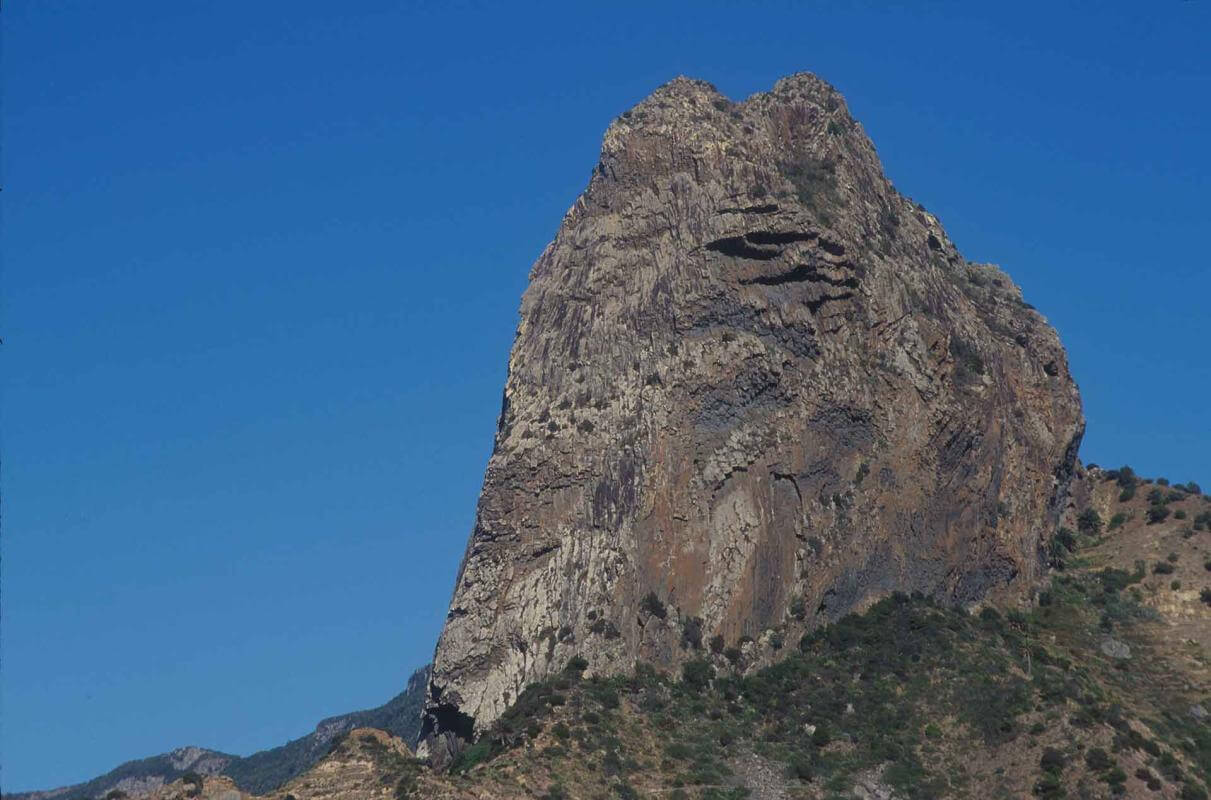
[420, 73, 1084, 761]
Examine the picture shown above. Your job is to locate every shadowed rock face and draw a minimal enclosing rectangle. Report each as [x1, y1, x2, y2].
[419, 73, 1083, 761]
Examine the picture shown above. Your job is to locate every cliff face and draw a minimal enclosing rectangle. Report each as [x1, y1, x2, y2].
[421, 73, 1083, 759]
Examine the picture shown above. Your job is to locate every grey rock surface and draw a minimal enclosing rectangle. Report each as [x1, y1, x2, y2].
[421, 72, 1084, 760]
[1100, 637, 1131, 659]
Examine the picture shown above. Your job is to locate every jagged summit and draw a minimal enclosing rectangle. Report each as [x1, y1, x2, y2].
[420, 71, 1084, 763]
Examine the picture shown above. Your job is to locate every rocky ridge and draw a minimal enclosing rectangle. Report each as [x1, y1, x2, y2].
[5, 667, 430, 800]
[421, 72, 1084, 760]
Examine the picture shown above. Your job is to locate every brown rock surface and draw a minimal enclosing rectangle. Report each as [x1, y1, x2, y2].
[421, 72, 1084, 759]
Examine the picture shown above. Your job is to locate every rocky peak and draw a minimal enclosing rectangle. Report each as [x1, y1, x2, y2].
[419, 72, 1084, 763]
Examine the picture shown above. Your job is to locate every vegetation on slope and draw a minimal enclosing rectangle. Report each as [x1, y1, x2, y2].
[403, 484, 1211, 799]
[224, 665, 430, 793]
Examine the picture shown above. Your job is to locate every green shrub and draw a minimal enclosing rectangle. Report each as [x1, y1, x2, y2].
[788, 754, 814, 781]
[1182, 783, 1209, 800]
[1153, 561, 1176, 575]
[681, 617, 703, 650]
[1033, 771, 1064, 798]
[855, 461, 870, 485]
[1168, 551, 1180, 562]
[1201, 588, 1211, 606]
[709, 634, 725, 654]
[451, 740, 492, 774]
[588, 683, 619, 709]
[1078, 508, 1103, 535]
[681, 658, 715, 692]
[778, 155, 840, 215]
[611, 780, 639, 799]
[1109, 512, 1128, 530]
[1172, 580, 1182, 590]
[1148, 504, 1172, 524]
[640, 592, 667, 619]
[1084, 747, 1112, 771]
[1116, 467, 1138, 501]
[1176, 510, 1188, 520]
[1040, 747, 1066, 772]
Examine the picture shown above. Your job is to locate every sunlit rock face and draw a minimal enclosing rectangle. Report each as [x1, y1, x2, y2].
[419, 73, 1083, 763]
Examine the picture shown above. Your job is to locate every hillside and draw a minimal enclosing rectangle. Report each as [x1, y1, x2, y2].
[221, 471, 1211, 799]
[224, 666, 431, 793]
[4, 667, 429, 800]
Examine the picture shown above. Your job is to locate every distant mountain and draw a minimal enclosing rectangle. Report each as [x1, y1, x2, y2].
[3, 747, 237, 800]
[5, 666, 430, 800]
[224, 665, 430, 794]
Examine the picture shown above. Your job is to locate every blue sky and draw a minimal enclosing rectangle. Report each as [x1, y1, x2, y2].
[3, 1, 1208, 790]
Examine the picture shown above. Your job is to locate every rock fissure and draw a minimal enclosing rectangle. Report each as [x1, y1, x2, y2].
[740, 263, 860, 288]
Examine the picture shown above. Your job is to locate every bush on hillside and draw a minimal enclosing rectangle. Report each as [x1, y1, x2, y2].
[681, 617, 704, 650]
[1084, 747, 1112, 771]
[681, 658, 714, 692]
[1148, 504, 1172, 524]
[641, 592, 667, 619]
[1078, 508, 1103, 536]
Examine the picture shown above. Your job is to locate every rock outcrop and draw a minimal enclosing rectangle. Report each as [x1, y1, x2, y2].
[420, 72, 1083, 760]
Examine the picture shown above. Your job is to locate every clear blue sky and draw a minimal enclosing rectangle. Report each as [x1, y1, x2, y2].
[3, 1, 1208, 791]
